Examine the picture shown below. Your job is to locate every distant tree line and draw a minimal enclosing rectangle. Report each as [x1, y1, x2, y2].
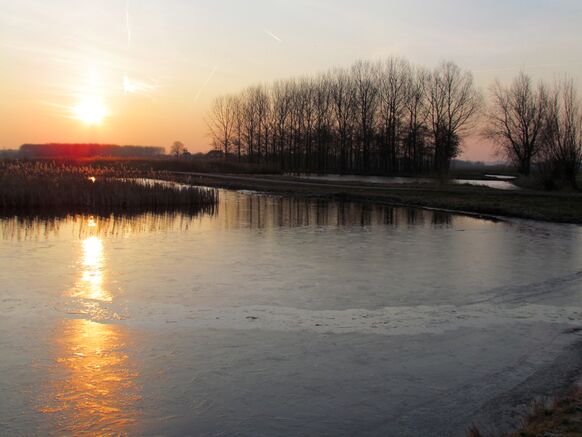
[19, 143, 165, 159]
[207, 59, 482, 177]
[207, 58, 582, 187]
[0, 149, 19, 159]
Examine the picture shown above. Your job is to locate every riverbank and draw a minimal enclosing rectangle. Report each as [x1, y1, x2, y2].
[469, 387, 582, 437]
[507, 388, 582, 436]
[168, 172, 582, 224]
[0, 161, 218, 211]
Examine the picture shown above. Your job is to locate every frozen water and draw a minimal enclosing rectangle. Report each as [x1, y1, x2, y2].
[0, 189, 581, 436]
[293, 173, 520, 190]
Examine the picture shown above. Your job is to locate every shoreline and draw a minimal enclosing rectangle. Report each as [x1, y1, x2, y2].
[168, 171, 582, 225]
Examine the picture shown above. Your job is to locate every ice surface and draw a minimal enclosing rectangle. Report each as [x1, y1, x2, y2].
[0, 190, 581, 436]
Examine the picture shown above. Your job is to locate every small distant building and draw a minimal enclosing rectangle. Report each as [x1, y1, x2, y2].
[206, 150, 224, 159]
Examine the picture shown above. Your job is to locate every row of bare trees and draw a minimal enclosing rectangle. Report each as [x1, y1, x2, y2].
[207, 58, 582, 186]
[485, 73, 582, 187]
[207, 58, 482, 176]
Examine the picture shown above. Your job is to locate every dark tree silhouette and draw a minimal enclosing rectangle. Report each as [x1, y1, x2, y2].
[425, 62, 483, 178]
[485, 73, 548, 176]
[541, 79, 582, 187]
[206, 58, 482, 177]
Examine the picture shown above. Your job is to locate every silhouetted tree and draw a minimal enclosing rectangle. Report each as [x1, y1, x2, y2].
[541, 78, 582, 187]
[485, 72, 548, 176]
[352, 60, 380, 172]
[426, 62, 483, 178]
[378, 58, 409, 173]
[206, 58, 481, 177]
[208, 96, 236, 157]
[312, 73, 333, 172]
[329, 68, 356, 173]
[232, 96, 244, 162]
[402, 67, 430, 173]
[171, 141, 186, 157]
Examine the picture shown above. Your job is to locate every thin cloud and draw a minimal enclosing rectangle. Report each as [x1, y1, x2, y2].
[193, 66, 218, 104]
[264, 29, 283, 43]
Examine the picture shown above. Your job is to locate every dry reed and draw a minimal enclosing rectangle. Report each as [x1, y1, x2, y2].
[0, 160, 218, 212]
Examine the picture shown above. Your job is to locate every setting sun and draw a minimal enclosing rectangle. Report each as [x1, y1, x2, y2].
[73, 96, 109, 126]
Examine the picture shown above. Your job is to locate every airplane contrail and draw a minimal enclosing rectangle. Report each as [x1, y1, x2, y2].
[193, 66, 218, 103]
[264, 29, 283, 43]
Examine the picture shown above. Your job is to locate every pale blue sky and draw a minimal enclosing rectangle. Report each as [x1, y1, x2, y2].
[1, 0, 581, 159]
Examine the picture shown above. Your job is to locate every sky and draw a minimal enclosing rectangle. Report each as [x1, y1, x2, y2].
[1, 0, 581, 160]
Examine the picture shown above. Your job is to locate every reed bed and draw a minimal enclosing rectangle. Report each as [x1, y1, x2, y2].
[0, 160, 218, 211]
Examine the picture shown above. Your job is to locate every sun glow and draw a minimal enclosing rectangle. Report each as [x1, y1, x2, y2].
[73, 96, 109, 125]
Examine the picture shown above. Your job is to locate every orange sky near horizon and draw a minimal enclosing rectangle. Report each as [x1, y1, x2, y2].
[1, 0, 581, 161]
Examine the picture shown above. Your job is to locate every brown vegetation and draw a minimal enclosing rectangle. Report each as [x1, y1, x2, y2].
[70, 157, 280, 175]
[467, 388, 582, 437]
[0, 160, 218, 212]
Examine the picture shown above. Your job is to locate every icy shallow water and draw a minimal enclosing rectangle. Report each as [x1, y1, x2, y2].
[293, 173, 520, 190]
[1, 189, 581, 436]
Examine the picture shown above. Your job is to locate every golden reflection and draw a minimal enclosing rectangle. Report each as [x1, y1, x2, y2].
[0, 212, 210, 242]
[40, 319, 140, 435]
[40, 215, 140, 434]
[70, 236, 111, 304]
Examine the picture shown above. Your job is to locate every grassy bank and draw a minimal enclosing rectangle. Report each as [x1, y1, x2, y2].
[169, 172, 582, 224]
[468, 388, 582, 437]
[0, 161, 218, 212]
[505, 389, 582, 437]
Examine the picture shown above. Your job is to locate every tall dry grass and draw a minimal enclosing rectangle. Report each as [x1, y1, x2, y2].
[0, 160, 218, 211]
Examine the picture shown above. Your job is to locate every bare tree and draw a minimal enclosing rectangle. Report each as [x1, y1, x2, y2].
[378, 58, 410, 173]
[232, 96, 244, 162]
[330, 68, 356, 173]
[426, 62, 483, 177]
[271, 81, 293, 169]
[542, 79, 582, 187]
[352, 60, 380, 172]
[170, 141, 186, 157]
[403, 67, 430, 172]
[241, 87, 258, 161]
[485, 72, 548, 176]
[313, 73, 333, 172]
[299, 78, 317, 171]
[207, 95, 236, 158]
[256, 87, 272, 163]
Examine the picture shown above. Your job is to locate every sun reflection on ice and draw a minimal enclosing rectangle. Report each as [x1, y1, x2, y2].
[39, 319, 141, 434]
[78, 236, 111, 303]
[67, 218, 119, 321]
[39, 216, 140, 434]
